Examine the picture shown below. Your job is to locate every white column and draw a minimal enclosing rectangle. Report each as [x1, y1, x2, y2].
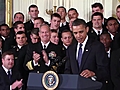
[13, 0, 118, 23]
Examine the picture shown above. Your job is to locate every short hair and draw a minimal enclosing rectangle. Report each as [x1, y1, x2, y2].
[91, 3, 103, 9]
[14, 12, 24, 19]
[13, 21, 24, 29]
[0, 24, 9, 30]
[116, 5, 120, 10]
[57, 6, 67, 13]
[2, 51, 14, 59]
[100, 32, 112, 40]
[68, 8, 78, 14]
[34, 17, 44, 23]
[28, 4, 38, 12]
[72, 18, 87, 28]
[31, 28, 39, 36]
[15, 31, 26, 36]
[106, 17, 119, 25]
[61, 29, 73, 37]
[39, 24, 50, 32]
[51, 29, 58, 33]
[51, 13, 61, 20]
[91, 12, 104, 19]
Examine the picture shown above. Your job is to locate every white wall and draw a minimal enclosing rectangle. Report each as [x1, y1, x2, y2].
[13, 0, 120, 23]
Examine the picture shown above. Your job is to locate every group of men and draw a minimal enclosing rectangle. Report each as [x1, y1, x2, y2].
[0, 2, 120, 90]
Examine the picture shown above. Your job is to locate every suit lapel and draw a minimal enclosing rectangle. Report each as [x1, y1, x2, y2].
[0, 67, 11, 83]
[72, 43, 79, 73]
[79, 38, 92, 72]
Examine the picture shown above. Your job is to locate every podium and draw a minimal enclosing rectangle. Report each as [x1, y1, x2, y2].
[27, 73, 102, 90]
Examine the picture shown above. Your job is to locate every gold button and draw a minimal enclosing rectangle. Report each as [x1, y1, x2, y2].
[37, 71, 39, 73]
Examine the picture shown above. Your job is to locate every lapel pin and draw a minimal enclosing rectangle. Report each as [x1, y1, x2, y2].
[86, 49, 88, 52]
[91, 30, 93, 33]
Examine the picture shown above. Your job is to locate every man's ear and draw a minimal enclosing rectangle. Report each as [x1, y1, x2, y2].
[106, 26, 108, 30]
[86, 26, 89, 33]
[101, 9, 104, 14]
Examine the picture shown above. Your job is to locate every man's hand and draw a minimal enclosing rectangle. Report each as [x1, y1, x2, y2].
[33, 51, 40, 64]
[80, 69, 95, 78]
[17, 79, 23, 89]
[42, 50, 49, 64]
[11, 79, 23, 89]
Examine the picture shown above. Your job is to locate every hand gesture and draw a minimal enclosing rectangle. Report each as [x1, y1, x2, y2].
[42, 50, 49, 64]
[12, 79, 23, 89]
[80, 69, 95, 78]
[33, 51, 40, 64]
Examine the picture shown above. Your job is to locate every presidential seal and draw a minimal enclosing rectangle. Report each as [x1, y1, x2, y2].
[42, 71, 59, 90]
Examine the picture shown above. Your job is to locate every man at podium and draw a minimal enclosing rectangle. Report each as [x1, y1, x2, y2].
[64, 19, 110, 90]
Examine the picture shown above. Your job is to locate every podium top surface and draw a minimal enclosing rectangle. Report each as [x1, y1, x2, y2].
[27, 73, 102, 90]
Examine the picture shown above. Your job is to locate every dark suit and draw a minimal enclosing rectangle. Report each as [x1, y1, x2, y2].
[111, 48, 120, 90]
[24, 42, 62, 73]
[59, 22, 70, 34]
[24, 20, 34, 33]
[112, 32, 120, 51]
[0, 67, 22, 90]
[10, 46, 20, 62]
[64, 38, 109, 90]
[0, 51, 2, 67]
[88, 28, 107, 41]
[16, 44, 29, 90]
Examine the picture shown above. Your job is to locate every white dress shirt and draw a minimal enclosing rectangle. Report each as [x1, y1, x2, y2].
[76, 36, 88, 59]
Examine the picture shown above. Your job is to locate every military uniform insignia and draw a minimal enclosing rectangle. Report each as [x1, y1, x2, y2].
[86, 49, 88, 52]
[17, 48, 19, 51]
[37, 71, 40, 73]
[15, 57, 18, 60]
[91, 30, 94, 33]
[62, 47, 65, 50]
[49, 51, 56, 59]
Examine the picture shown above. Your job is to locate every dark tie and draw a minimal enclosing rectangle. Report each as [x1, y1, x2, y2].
[78, 43, 82, 67]
[61, 23, 64, 27]
[44, 45, 46, 50]
[7, 70, 11, 80]
[98, 31, 101, 40]
[98, 31, 101, 35]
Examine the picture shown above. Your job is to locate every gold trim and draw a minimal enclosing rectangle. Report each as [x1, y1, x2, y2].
[5, 0, 12, 27]
[26, 61, 34, 70]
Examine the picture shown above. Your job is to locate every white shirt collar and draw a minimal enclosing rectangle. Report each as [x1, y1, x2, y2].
[1, 36, 6, 40]
[76, 36, 88, 59]
[41, 41, 50, 49]
[2, 65, 12, 75]
[117, 19, 120, 24]
[31, 19, 34, 23]
[92, 27, 103, 35]
[107, 48, 111, 58]
[60, 21, 67, 27]
[63, 44, 68, 49]
[17, 45, 22, 49]
[108, 31, 114, 40]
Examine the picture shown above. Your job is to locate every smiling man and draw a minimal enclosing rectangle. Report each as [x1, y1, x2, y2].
[0, 51, 23, 90]
[24, 24, 63, 73]
[88, 12, 107, 41]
